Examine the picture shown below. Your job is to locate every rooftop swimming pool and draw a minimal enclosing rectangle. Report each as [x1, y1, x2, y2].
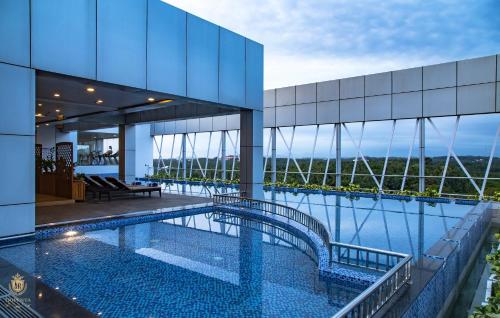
[0, 209, 372, 318]
[0, 182, 491, 317]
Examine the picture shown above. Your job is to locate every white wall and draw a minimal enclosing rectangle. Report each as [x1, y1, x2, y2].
[124, 124, 153, 183]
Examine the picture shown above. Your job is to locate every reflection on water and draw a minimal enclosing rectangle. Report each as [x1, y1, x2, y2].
[0, 213, 362, 318]
[161, 183, 479, 257]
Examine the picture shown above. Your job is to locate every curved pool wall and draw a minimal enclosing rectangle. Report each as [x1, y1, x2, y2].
[140, 179, 494, 316]
[215, 206, 381, 287]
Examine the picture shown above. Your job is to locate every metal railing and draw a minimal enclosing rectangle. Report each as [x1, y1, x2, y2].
[331, 241, 410, 272]
[331, 242, 412, 317]
[213, 193, 331, 248]
[214, 193, 413, 318]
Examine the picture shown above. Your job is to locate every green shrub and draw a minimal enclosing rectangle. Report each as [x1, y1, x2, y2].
[470, 233, 500, 317]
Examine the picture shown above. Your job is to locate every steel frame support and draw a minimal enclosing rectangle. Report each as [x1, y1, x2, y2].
[323, 125, 336, 186]
[153, 135, 166, 174]
[204, 132, 212, 177]
[342, 123, 381, 188]
[419, 118, 425, 192]
[335, 124, 341, 187]
[227, 130, 239, 180]
[169, 134, 176, 177]
[186, 133, 206, 178]
[401, 119, 419, 191]
[428, 118, 481, 194]
[438, 116, 460, 195]
[221, 130, 227, 181]
[263, 130, 272, 179]
[278, 127, 307, 183]
[189, 133, 196, 177]
[271, 128, 277, 184]
[176, 134, 182, 179]
[282, 126, 295, 182]
[480, 122, 500, 198]
[350, 122, 365, 184]
[213, 133, 222, 180]
[306, 125, 320, 183]
[379, 120, 396, 192]
[181, 133, 187, 180]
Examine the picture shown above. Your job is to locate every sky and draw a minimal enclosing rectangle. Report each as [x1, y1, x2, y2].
[152, 0, 500, 158]
[164, 0, 500, 89]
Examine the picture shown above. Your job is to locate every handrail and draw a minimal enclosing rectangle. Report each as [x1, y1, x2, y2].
[213, 193, 331, 249]
[332, 254, 412, 318]
[214, 193, 413, 318]
[331, 241, 409, 272]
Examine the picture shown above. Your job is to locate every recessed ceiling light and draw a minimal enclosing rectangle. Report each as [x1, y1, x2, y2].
[96, 99, 103, 104]
[55, 109, 60, 112]
[35, 113, 44, 117]
[159, 99, 173, 104]
[86, 87, 95, 93]
[36, 125, 40, 128]
[37, 103, 42, 107]
[53, 93, 60, 98]
[147, 97, 155, 102]
[45, 123, 50, 126]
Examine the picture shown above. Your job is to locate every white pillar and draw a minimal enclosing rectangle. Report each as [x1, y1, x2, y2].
[335, 123, 342, 187]
[419, 118, 425, 192]
[134, 124, 153, 178]
[181, 133, 187, 180]
[120, 124, 153, 183]
[240, 110, 264, 199]
[221, 131, 227, 180]
[271, 127, 277, 184]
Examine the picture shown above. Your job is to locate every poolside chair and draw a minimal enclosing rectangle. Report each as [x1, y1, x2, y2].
[89, 175, 120, 190]
[105, 176, 162, 197]
[82, 176, 118, 200]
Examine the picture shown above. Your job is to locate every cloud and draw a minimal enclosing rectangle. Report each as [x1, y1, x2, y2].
[163, 0, 500, 87]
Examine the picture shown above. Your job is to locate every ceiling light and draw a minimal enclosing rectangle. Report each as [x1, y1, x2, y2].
[86, 87, 95, 93]
[96, 99, 103, 104]
[36, 125, 40, 128]
[37, 103, 42, 107]
[35, 113, 44, 117]
[53, 93, 60, 98]
[55, 109, 60, 112]
[45, 123, 50, 126]
[147, 97, 155, 102]
[159, 99, 173, 104]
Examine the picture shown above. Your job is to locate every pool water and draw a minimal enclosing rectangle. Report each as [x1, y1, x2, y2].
[0, 212, 363, 318]
[161, 183, 480, 258]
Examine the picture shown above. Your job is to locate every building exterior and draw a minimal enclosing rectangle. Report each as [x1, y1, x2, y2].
[151, 54, 500, 198]
[0, 0, 263, 240]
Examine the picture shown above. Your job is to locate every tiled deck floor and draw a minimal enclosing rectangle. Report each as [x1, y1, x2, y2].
[36, 193, 211, 225]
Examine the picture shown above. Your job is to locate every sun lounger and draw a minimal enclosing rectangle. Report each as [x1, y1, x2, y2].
[105, 176, 162, 197]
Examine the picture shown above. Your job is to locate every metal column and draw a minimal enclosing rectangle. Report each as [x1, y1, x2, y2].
[221, 131, 227, 181]
[419, 118, 425, 193]
[271, 128, 277, 184]
[181, 133, 187, 180]
[335, 123, 342, 187]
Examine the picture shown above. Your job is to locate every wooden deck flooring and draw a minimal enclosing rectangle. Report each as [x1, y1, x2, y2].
[36, 192, 211, 225]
